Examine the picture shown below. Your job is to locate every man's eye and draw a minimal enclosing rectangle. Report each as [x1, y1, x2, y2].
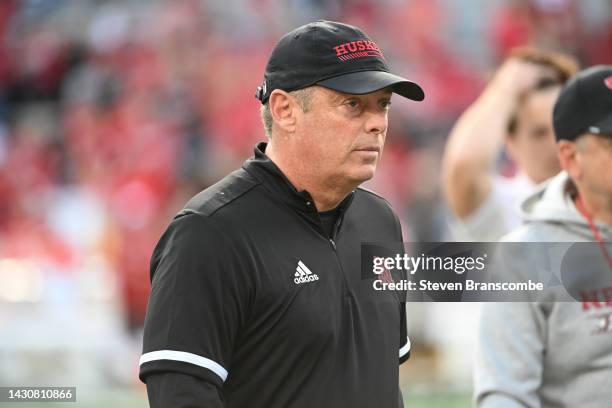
[346, 99, 360, 108]
[530, 128, 549, 140]
[380, 101, 392, 109]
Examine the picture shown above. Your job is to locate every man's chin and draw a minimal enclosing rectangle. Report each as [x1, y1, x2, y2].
[347, 166, 377, 185]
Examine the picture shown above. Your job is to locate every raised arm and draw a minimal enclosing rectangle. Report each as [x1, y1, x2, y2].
[442, 59, 546, 218]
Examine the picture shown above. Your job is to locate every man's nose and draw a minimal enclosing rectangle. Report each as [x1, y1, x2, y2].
[364, 110, 388, 134]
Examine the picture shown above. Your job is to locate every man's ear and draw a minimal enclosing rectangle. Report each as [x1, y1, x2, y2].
[269, 90, 297, 134]
[557, 140, 580, 180]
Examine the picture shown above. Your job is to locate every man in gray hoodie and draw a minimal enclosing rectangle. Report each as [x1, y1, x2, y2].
[475, 65, 612, 408]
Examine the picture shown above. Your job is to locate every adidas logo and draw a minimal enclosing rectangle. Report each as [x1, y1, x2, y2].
[294, 260, 319, 285]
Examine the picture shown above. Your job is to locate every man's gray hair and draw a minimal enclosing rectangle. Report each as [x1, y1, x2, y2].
[260, 87, 314, 138]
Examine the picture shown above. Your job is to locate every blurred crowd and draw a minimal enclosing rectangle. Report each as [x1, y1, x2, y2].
[0, 0, 611, 389]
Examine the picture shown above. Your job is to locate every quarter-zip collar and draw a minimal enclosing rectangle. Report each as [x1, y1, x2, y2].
[243, 142, 355, 235]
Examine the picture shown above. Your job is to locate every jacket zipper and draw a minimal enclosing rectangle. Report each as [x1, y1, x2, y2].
[328, 214, 352, 297]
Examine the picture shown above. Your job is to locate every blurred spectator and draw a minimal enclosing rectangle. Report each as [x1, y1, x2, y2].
[442, 47, 578, 241]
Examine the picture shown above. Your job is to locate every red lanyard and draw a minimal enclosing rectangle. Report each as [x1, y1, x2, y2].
[575, 195, 612, 269]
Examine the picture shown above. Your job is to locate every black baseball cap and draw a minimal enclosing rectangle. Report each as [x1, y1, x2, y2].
[255, 20, 425, 104]
[553, 65, 612, 141]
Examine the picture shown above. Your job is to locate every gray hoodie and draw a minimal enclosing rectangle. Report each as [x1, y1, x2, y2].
[475, 171, 612, 408]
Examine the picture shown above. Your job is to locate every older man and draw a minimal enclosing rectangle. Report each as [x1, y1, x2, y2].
[475, 65, 612, 407]
[139, 21, 424, 407]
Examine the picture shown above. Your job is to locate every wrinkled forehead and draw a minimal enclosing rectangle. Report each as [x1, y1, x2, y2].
[516, 86, 561, 121]
[519, 84, 562, 109]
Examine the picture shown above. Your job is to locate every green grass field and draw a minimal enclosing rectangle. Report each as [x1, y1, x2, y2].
[405, 391, 471, 408]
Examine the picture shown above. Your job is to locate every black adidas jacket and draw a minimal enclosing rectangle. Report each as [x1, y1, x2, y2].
[140, 142, 410, 407]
